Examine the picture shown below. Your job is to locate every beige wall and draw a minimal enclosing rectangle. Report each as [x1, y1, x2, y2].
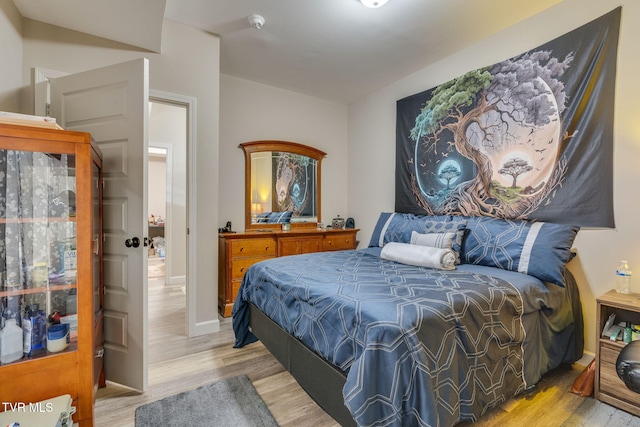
[148, 155, 167, 220]
[348, 0, 638, 355]
[0, 0, 22, 111]
[219, 74, 349, 231]
[19, 17, 220, 331]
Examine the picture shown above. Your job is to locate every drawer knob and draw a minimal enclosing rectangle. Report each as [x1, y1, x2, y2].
[240, 247, 244, 252]
[265, 245, 269, 250]
[240, 267, 245, 273]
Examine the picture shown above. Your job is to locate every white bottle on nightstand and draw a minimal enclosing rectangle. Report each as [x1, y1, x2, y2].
[616, 260, 632, 294]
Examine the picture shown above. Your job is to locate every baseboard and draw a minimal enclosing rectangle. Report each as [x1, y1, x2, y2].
[190, 318, 220, 336]
[167, 275, 186, 285]
[576, 351, 595, 366]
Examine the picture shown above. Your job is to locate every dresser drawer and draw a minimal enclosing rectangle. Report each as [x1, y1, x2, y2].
[600, 342, 622, 364]
[232, 279, 243, 300]
[600, 356, 640, 404]
[231, 257, 273, 280]
[230, 238, 276, 258]
[279, 236, 323, 256]
[598, 341, 640, 406]
[323, 233, 356, 251]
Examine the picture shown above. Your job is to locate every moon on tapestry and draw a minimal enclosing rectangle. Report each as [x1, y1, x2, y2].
[483, 77, 561, 194]
[395, 7, 620, 227]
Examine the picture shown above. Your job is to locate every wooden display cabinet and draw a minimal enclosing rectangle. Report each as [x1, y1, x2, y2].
[595, 290, 640, 416]
[218, 228, 359, 317]
[0, 124, 103, 426]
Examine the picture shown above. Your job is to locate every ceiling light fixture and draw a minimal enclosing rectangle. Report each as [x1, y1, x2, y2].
[360, 0, 389, 8]
[248, 14, 265, 30]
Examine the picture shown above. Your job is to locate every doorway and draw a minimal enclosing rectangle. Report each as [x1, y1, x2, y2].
[36, 65, 206, 390]
[148, 100, 188, 343]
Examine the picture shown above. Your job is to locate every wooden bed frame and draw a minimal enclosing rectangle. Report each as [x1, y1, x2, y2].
[249, 303, 356, 426]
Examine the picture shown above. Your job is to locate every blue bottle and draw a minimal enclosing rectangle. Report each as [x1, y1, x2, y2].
[23, 304, 46, 356]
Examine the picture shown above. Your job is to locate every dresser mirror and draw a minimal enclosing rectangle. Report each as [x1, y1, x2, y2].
[240, 140, 326, 230]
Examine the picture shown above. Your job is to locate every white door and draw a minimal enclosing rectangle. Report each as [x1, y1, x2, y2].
[49, 58, 149, 391]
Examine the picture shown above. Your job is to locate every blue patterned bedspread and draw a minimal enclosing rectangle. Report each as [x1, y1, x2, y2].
[233, 249, 549, 427]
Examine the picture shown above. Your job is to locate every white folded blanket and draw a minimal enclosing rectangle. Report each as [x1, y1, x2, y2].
[381, 242, 456, 270]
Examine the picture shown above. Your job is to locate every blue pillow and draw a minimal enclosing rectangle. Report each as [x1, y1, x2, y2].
[368, 212, 455, 247]
[268, 211, 292, 223]
[461, 217, 579, 286]
[255, 211, 293, 223]
[255, 212, 271, 223]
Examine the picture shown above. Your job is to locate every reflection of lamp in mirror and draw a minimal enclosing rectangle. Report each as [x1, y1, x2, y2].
[251, 186, 269, 221]
[258, 187, 271, 212]
[251, 202, 263, 220]
[251, 187, 263, 220]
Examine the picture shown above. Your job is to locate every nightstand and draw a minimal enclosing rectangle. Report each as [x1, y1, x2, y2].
[595, 290, 640, 416]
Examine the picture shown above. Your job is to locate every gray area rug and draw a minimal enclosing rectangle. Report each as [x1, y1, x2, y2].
[135, 375, 279, 426]
[561, 398, 640, 427]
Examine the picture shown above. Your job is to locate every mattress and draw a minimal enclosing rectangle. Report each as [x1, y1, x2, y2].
[233, 248, 581, 427]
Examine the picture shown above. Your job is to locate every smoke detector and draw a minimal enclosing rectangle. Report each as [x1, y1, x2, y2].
[248, 14, 265, 30]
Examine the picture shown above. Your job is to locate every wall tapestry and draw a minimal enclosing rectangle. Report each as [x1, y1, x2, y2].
[395, 7, 621, 228]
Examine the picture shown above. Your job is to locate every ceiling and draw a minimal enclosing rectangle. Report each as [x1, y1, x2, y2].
[13, 0, 564, 104]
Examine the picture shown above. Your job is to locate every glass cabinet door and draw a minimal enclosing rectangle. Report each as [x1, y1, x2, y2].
[0, 149, 77, 364]
[92, 161, 102, 319]
[92, 158, 104, 384]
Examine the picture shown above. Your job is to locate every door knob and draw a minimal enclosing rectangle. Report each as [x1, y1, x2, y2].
[125, 237, 141, 248]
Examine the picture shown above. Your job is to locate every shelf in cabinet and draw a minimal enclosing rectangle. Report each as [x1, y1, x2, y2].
[0, 282, 77, 297]
[0, 216, 76, 224]
[2, 340, 78, 367]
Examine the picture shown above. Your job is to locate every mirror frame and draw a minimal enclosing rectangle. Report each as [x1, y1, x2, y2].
[240, 140, 326, 231]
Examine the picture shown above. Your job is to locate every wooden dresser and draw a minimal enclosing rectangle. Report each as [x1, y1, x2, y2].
[218, 228, 359, 317]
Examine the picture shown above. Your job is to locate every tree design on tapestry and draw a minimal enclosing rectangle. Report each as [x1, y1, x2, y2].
[408, 50, 575, 218]
[273, 152, 315, 216]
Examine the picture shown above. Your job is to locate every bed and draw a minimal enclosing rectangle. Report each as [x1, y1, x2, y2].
[232, 214, 584, 427]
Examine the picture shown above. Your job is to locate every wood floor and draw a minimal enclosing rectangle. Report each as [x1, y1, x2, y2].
[94, 256, 590, 426]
